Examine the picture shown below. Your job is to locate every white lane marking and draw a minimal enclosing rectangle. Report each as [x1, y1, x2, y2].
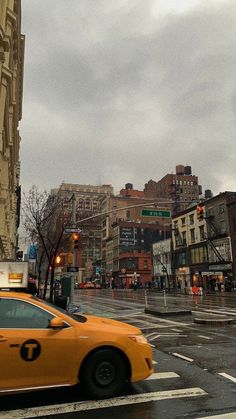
[131, 319, 170, 328]
[156, 318, 189, 327]
[218, 372, 236, 383]
[198, 335, 212, 340]
[172, 353, 194, 362]
[0, 388, 207, 418]
[149, 333, 187, 341]
[146, 372, 180, 380]
[200, 413, 236, 418]
[145, 332, 158, 338]
[149, 334, 160, 341]
[171, 328, 182, 332]
[117, 312, 143, 317]
[200, 309, 236, 317]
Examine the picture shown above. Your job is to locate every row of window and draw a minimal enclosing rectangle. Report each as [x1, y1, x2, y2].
[173, 179, 196, 186]
[175, 246, 208, 266]
[175, 225, 205, 247]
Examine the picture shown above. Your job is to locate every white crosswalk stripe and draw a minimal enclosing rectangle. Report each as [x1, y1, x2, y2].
[0, 387, 207, 418]
[146, 372, 180, 380]
[0, 369, 207, 418]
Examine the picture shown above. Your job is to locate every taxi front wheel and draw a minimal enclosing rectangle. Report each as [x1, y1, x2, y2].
[80, 349, 128, 399]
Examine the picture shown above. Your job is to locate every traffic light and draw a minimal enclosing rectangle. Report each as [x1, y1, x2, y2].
[55, 255, 62, 265]
[72, 233, 80, 249]
[197, 204, 204, 221]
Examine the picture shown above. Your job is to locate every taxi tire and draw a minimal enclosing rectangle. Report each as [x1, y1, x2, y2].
[80, 349, 127, 399]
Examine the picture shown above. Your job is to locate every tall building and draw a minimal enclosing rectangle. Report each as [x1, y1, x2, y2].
[144, 165, 202, 214]
[51, 183, 113, 281]
[100, 192, 172, 286]
[0, 1, 25, 260]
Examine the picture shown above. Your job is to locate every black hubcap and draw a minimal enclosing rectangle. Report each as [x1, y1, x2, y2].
[94, 361, 116, 386]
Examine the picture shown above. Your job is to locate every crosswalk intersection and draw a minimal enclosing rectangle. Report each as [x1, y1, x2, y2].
[0, 365, 208, 418]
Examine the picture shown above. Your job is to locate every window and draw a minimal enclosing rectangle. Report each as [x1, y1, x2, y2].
[143, 260, 148, 269]
[181, 217, 186, 226]
[126, 210, 131, 219]
[0, 298, 54, 329]
[190, 228, 195, 243]
[219, 203, 225, 214]
[199, 225, 205, 241]
[182, 231, 187, 246]
[220, 220, 226, 234]
[189, 214, 194, 225]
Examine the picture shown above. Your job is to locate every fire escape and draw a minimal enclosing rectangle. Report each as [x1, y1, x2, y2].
[204, 214, 225, 263]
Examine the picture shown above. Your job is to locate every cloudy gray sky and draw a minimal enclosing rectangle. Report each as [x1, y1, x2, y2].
[21, 0, 236, 195]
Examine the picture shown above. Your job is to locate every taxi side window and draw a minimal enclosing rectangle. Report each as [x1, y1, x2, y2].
[0, 298, 54, 329]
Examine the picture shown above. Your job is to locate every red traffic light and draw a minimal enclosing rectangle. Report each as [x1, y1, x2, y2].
[197, 204, 204, 220]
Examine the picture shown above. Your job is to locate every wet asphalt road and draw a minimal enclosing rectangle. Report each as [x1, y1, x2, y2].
[1, 289, 236, 419]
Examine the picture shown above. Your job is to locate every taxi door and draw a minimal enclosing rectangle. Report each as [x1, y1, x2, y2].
[0, 297, 78, 391]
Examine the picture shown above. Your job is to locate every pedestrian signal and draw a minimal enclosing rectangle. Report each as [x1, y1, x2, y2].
[197, 204, 204, 221]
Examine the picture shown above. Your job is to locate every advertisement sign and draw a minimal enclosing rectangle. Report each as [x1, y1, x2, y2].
[120, 227, 136, 246]
[0, 262, 28, 288]
[28, 244, 37, 261]
[153, 239, 171, 256]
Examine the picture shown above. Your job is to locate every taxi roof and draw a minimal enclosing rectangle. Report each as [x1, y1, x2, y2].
[0, 291, 32, 299]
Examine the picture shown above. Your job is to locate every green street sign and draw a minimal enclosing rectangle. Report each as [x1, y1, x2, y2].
[141, 209, 171, 218]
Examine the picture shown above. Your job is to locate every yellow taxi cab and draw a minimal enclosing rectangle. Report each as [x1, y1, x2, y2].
[0, 291, 153, 399]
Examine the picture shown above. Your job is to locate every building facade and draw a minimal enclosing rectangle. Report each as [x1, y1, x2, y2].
[204, 192, 236, 291]
[171, 192, 236, 292]
[172, 204, 208, 292]
[51, 183, 113, 281]
[144, 165, 202, 214]
[153, 238, 173, 289]
[100, 192, 172, 286]
[0, 1, 25, 260]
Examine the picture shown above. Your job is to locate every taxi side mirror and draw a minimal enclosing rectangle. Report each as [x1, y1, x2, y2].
[49, 317, 64, 329]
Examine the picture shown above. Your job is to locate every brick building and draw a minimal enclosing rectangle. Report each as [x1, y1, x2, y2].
[144, 165, 202, 214]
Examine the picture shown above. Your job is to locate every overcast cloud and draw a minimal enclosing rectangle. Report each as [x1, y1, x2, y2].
[21, 0, 236, 195]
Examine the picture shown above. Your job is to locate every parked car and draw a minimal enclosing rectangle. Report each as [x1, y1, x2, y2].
[84, 281, 95, 289]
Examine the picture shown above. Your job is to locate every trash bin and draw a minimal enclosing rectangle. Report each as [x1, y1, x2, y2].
[61, 276, 72, 298]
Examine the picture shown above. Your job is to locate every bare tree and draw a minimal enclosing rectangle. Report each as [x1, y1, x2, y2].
[22, 186, 67, 301]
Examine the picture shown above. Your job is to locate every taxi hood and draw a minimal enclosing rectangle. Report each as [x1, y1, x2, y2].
[83, 315, 141, 334]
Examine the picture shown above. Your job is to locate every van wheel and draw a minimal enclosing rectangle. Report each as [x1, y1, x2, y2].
[80, 349, 127, 399]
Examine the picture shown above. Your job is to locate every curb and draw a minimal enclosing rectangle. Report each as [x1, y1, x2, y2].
[145, 307, 192, 317]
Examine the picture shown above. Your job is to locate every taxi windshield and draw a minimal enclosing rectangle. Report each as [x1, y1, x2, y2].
[32, 296, 87, 323]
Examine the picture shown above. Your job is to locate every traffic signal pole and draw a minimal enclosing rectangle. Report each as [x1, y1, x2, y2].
[70, 193, 77, 304]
